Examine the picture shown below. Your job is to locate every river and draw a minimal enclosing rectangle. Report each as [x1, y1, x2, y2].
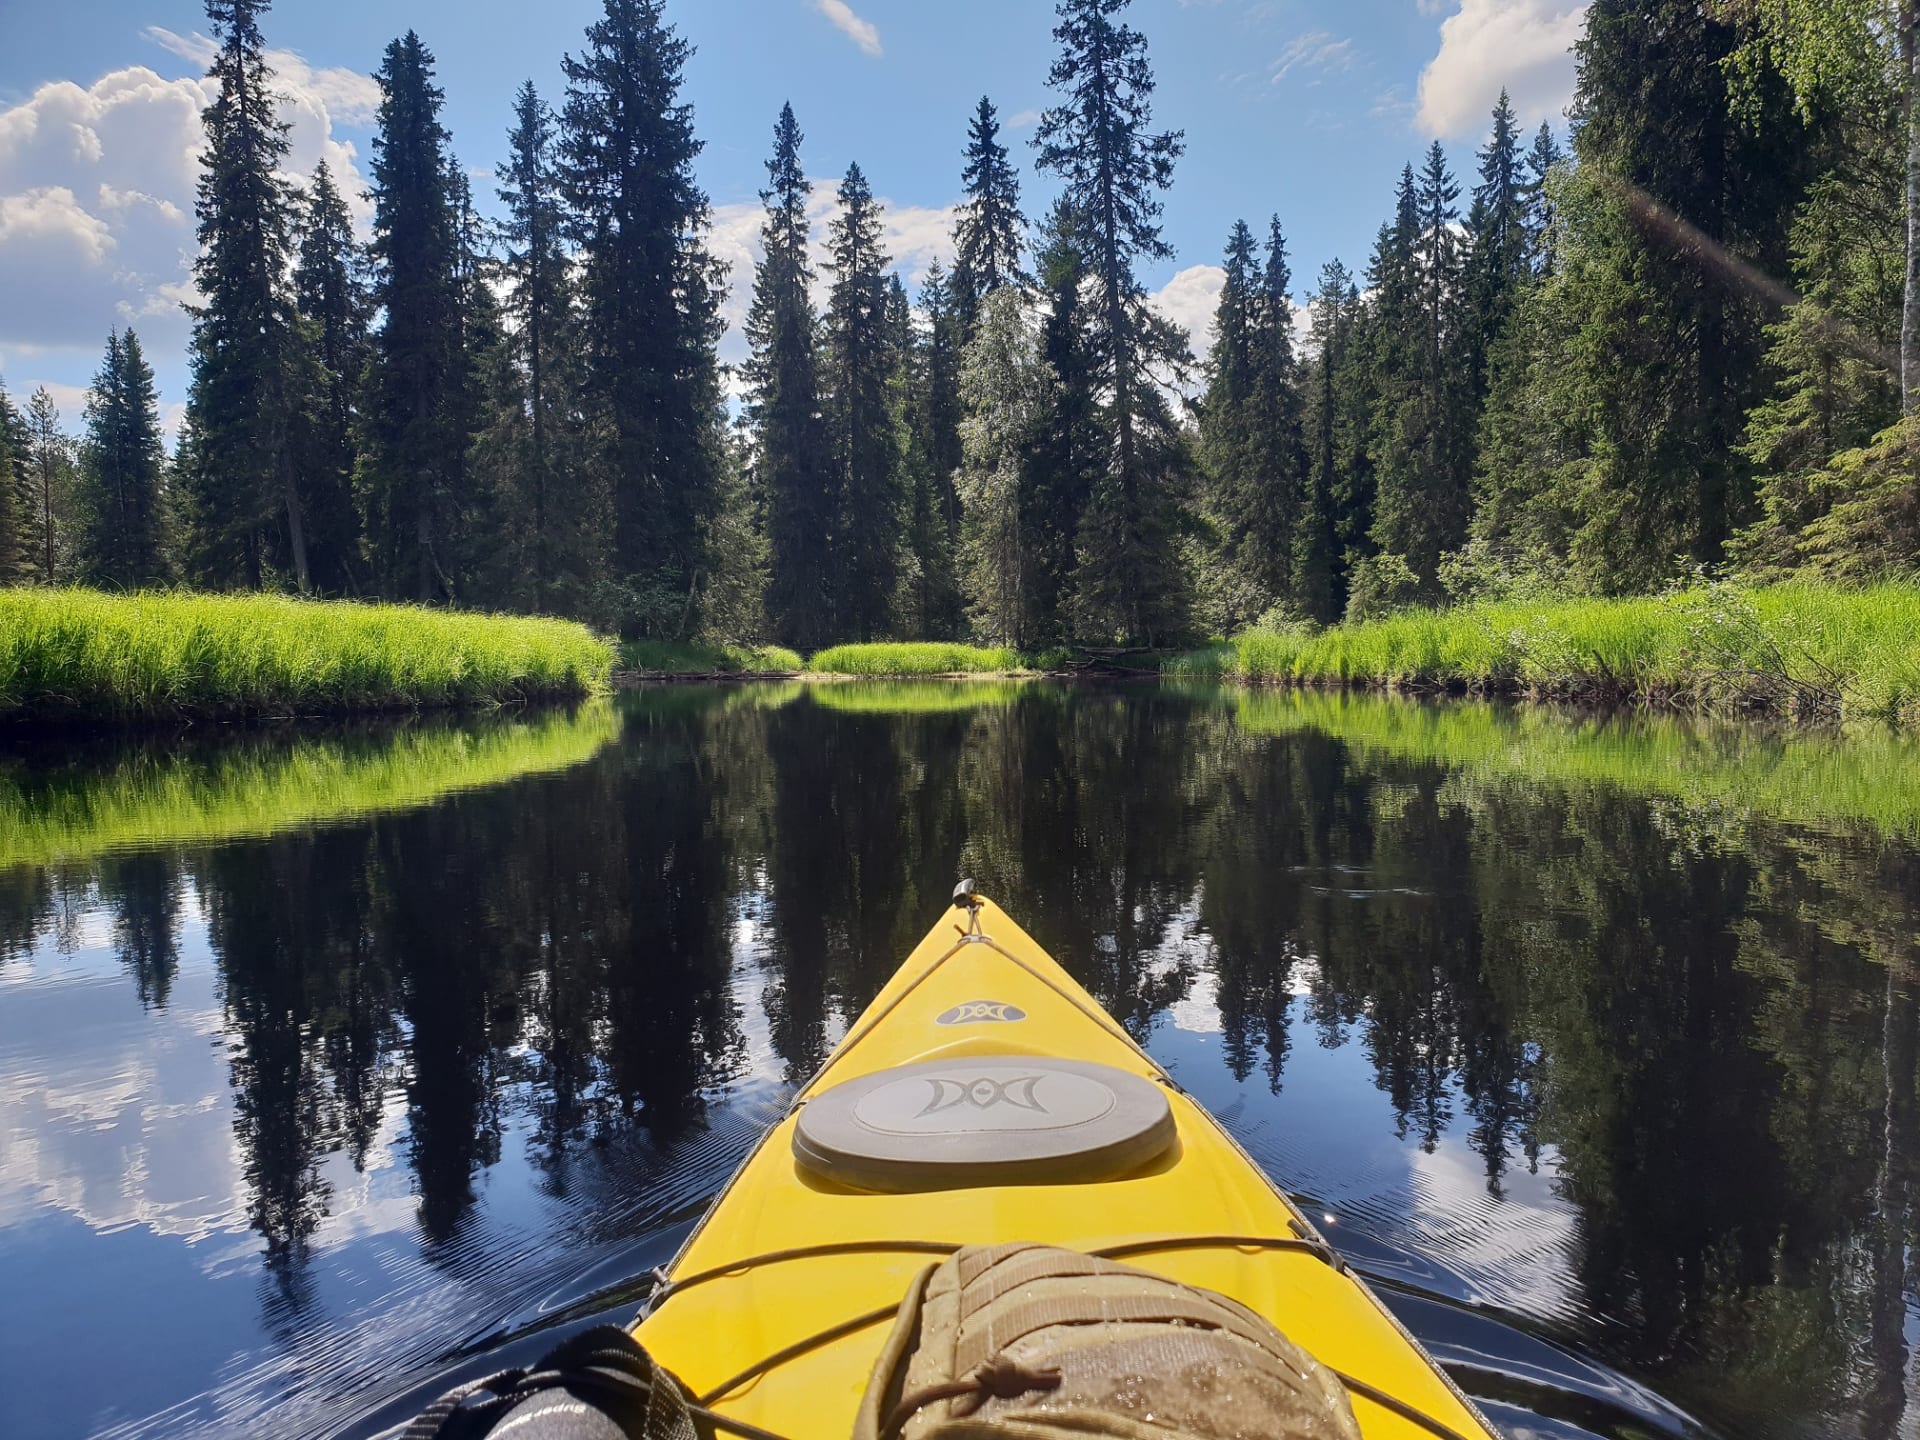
[3, 682, 1917, 1439]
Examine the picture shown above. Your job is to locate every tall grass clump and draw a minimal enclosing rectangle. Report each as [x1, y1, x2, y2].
[1175, 582, 1920, 723]
[807, 641, 1025, 675]
[617, 639, 803, 674]
[0, 588, 616, 724]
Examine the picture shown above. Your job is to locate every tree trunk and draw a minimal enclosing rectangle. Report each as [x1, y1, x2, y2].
[1905, 0, 1919, 413]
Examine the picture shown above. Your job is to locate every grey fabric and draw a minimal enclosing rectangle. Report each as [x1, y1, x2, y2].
[792, 1057, 1174, 1192]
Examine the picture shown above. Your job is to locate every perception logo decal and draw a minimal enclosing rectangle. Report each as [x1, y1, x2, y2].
[935, 1000, 1028, 1026]
[917, 1075, 1046, 1117]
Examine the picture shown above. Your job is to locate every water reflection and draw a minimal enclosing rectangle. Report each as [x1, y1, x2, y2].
[1, 686, 1917, 1439]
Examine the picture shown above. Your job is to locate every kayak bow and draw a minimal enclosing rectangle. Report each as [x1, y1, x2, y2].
[635, 891, 1497, 1440]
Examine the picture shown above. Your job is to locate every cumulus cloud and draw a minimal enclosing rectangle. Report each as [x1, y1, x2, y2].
[1415, 0, 1586, 137]
[812, 0, 883, 58]
[1148, 265, 1225, 353]
[1271, 32, 1356, 83]
[0, 36, 372, 378]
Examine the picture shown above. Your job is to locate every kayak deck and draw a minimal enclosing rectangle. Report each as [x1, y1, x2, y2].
[634, 897, 1495, 1440]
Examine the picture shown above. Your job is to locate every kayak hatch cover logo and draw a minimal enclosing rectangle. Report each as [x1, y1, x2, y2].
[917, 1075, 1046, 1116]
[935, 1000, 1028, 1026]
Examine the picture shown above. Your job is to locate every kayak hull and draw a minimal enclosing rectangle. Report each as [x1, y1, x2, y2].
[634, 897, 1495, 1440]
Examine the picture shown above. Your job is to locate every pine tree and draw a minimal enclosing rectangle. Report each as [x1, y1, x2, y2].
[821, 163, 901, 641]
[359, 31, 466, 603]
[0, 381, 26, 584]
[181, 0, 305, 591]
[21, 388, 75, 583]
[560, 0, 726, 636]
[957, 288, 1054, 646]
[748, 104, 835, 652]
[952, 96, 1030, 338]
[76, 330, 170, 589]
[290, 160, 367, 594]
[493, 80, 605, 616]
[1035, 0, 1192, 643]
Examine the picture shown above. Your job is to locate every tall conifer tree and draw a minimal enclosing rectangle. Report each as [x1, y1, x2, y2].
[560, 0, 726, 635]
[1035, 0, 1191, 642]
[359, 31, 466, 602]
[182, 0, 305, 591]
[1025, 200, 1103, 640]
[952, 97, 1030, 337]
[0, 381, 25, 584]
[748, 103, 834, 651]
[291, 160, 367, 594]
[494, 80, 604, 615]
[821, 163, 901, 641]
[1297, 261, 1362, 621]
[21, 388, 74, 583]
[77, 330, 170, 589]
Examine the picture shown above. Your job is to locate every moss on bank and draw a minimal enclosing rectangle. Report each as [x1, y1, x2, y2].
[0, 589, 616, 724]
[1166, 583, 1920, 723]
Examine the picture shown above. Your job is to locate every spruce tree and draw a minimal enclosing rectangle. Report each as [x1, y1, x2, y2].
[494, 80, 605, 616]
[1364, 145, 1470, 601]
[1251, 218, 1306, 606]
[1297, 261, 1361, 622]
[1035, 0, 1192, 643]
[957, 288, 1054, 646]
[1523, 123, 1565, 272]
[1025, 200, 1104, 640]
[560, 0, 726, 635]
[821, 163, 901, 641]
[182, 0, 305, 591]
[77, 330, 170, 589]
[748, 104, 834, 652]
[1465, 93, 1530, 412]
[952, 96, 1030, 337]
[896, 269, 964, 638]
[22, 388, 74, 583]
[359, 31, 466, 602]
[1196, 219, 1264, 629]
[0, 381, 25, 584]
[290, 159, 367, 594]
[917, 259, 967, 637]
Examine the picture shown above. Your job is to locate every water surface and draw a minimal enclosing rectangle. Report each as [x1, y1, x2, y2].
[3, 684, 1918, 1439]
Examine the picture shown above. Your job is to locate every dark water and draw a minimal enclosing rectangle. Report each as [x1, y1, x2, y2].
[4, 683, 1919, 1440]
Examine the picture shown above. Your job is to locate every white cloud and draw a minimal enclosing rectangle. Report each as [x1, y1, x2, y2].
[1148, 264, 1225, 353]
[812, 0, 883, 58]
[1415, 0, 1586, 137]
[1272, 32, 1356, 83]
[0, 37, 374, 382]
[1006, 109, 1043, 130]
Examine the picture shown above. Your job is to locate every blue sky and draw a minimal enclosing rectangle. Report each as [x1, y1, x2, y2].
[0, 0, 1585, 434]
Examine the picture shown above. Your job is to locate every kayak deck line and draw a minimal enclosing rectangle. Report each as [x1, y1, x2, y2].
[634, 892, 1502, 1440]
[647, 1230, 1348, 1312]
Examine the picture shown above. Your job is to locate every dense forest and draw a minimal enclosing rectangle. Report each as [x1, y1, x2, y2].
[0, 0, 1913, 645]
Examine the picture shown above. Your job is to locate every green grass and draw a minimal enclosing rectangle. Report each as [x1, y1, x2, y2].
[617, 638, 803, 674]
[0, 701, 620, 870]
[0, 588, 616, 724]
[806, 641, 1025, 675]
[1167, 583, 1920, 723]
[1230, 689, 1920, 838]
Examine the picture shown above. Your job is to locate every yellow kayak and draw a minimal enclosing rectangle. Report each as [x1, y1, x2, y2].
[635, 890, 1497, 1440]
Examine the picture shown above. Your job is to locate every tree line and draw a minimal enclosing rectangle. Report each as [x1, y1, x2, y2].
[1, 0, 1913, 643]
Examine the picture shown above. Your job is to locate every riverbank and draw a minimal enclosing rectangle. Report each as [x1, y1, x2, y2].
[0, 589, 615, 725]
[1166, 583, 1920, 724]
